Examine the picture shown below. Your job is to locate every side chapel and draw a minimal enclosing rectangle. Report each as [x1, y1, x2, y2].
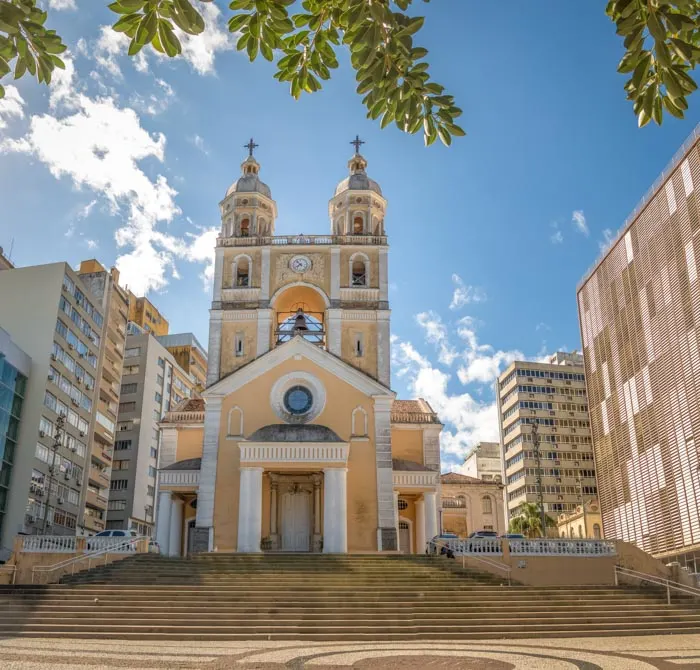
[155, 139, 443, 554]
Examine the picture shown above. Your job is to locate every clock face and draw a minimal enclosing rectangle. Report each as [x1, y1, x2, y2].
[289, 256, 311, 274]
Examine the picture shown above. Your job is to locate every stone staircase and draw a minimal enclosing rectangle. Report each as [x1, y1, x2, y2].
[0, 553, 699, 640]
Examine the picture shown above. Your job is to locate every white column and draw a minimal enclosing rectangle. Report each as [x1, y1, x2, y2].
[378, 247, 389, 301]
[323, 468, 347, 553]
[394, 490, 400, 552]
[377, 311, 391, 387]
[206, 311, 223, 387]
[330, 247, 340, 301]
[424, 492, 438, 546]
[196, 396, 222, 535]
[260, 248, 271, 300]
[155, 490, 172, 555]
[168, 497, 184, 557]
[256, 308, 273, 356]
[237, 467, 263, 552]
[326, 309, 342, 356]
[415, 498, 425, 555]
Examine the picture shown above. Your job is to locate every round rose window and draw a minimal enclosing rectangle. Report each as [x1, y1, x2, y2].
[283, 386, 313, 416]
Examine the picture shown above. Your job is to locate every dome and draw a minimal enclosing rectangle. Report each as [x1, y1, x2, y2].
[225, 174, 272, 199]
[333, 152, 382, 197]
[334, 173, 382, 197]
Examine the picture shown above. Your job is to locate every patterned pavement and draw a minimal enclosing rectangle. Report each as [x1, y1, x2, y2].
[1, 636, 700, 669]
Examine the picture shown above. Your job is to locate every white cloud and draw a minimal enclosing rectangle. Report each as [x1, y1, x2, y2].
[92, 26, 129, 79]
[0, 86, 25, 129]
[599, 228, 615, 252]
[416, 311, 458, 366]
[49, 54, 77, 110]
[572, 209, 589, 236]
[78, 199, 98, 219]
[191, 134, 208, 154]
[85, 239, 98, 249]
[184, 227, 219, 289]
[550, 229, 563, 244]
[449, 274, 486, 310]
[47, 0, 76, 9]
[129, 79, 175, 115]
[535, 322, 551, 332]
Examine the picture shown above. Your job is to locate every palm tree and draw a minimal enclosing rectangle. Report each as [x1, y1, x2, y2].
[509, 502, 556, 538]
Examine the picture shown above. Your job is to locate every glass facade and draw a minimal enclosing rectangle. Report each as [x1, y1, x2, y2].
[0, 354, 27, 538]
[578, 131, 700, 558]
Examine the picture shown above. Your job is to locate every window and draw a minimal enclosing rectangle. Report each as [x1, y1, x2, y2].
[353, 215, 363, 234]
[240, 217, 250, 237]
[55, 319, 68, 340]
[110, 479, 128, 491]
[115, 439, 131, 450]
[113, 460, 130, 470]
[482, 496, 492, 514]
[43, 391, 57, 413]
[593, 523, 601, 539]
[235, 332, 244, 357]
[397, 498, 408, 511]
[354, 332, 364, 358]
[146, 485, 155, 497]
[154, 392, 162, 403]
[123, 365, 140, 375]
[108, 499, 127, 511]
[125, 347, 141, 358]
[283, 386, 313, 416]
[153, 409, 160, 421]
[117, 421, 132, 432]
[120, 383, 137, 394]
[156, 374, 164, 387]
[157, 357, 165, 368]
[148, 466, 156, 478]
[150, 447, 157, 459]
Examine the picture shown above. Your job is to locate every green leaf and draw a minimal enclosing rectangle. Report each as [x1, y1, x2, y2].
[0, 84, 4, 100]
[135, 11, 158, 46]
[228, 13, 249, 32]
[247, 35, 258, 60]
[670, 38, 694, 62]
[647, 12, 666, 42]
[113, 14, 141, 34]
[157, 19, 181, 57]
[437, 126, 452, 146]
[108, 0, 146, 15]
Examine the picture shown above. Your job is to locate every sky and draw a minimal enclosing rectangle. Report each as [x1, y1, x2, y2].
[1, 1, 699, 473]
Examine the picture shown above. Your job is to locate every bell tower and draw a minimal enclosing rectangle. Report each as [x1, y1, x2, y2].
[206, 137, 391, 389]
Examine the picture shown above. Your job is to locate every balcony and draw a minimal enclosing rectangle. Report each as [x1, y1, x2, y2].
[340, 287, 380, 302]
[84, 515, 105, 532]
[218, 234, 388, 247]
[85, 488, 107, 510]
[89, 466, 109, 487]
[221, 287, 261, 303]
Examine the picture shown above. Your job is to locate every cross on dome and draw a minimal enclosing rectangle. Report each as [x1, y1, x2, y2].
[244, 138, 258, 157]
[350, 134, 365, 154]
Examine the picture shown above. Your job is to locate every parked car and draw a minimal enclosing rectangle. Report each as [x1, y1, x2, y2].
[500, 533, 526, 539]
[467, 530, 499, 539]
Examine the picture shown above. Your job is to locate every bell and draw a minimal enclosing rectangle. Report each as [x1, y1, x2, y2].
[293, 308, 308, 333]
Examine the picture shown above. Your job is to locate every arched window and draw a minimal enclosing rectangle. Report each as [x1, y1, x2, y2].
[560, 532, 565, 537]
[456, 495, 466, 508]
[350, 253, 369, 287]
[240, 218, 250, 237]
[232, 255, 252, 288]
[593, 523, 601, 539]
[481, 496, 492, 514]
[353, 215, 364, 234]
[258, 218, 266, 236]
[351, 406, 368, 436]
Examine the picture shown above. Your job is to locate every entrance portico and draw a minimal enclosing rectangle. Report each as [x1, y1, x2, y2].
[237, 425, 350, 553]
[392, 458, 439, 554]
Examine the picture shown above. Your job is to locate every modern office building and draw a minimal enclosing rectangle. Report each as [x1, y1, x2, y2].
[156, 333, 208, 390]
[77, 260, 129, 533]
[461, 441, 502, 482]
[496, 352, 595, 524]
[127, 292, 169, 337]
[0, 329, 30, 557]
[106, 332, 194, 536]
[0, 263, 107, 546]
[577, 124, 700, 565]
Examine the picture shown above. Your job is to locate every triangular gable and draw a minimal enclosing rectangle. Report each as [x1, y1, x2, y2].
[203, 336, 394, 399]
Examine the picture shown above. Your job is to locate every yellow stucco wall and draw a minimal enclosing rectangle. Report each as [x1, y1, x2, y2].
[212, 356, 379, 552]
[220, 321, 258, 376]
[339, 248, 379, 289]
[270, 250, 331, 298]
[222, 249, 262, 288]
[341, 321, 378, 379]
[173, 427, 204, 463]
[391, 428, 424, 465]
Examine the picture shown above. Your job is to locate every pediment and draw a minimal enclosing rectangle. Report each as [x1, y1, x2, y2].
[203, 336, 393, 400]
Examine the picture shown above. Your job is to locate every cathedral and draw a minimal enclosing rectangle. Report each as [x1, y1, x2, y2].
[154, 140, 443, 554]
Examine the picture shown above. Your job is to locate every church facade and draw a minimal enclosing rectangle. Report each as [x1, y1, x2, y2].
[154, 143, 443, 554]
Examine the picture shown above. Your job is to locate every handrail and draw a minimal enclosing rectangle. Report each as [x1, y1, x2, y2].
[31, 535, 148, 584]
[0, 565, 16, 585]
[427, 539, 512, 585]
[614, 565, 700, 605]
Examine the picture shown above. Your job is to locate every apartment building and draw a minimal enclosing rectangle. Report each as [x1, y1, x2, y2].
[577, 124, 700, 566]
[76, 260, 129, 533]
[127, 292, 169, 337]
[156, 333, 207, 390]
[0, 329, 30, 557]
[0, 247, 14, 271]
[0, 263, 107, 546]
[107, 332, 194, 536]
[496, 352, 596, 524]
[462, 442, 502, 482]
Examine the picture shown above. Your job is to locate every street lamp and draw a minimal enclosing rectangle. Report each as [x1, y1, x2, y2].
[576, 474, 587, 538]
[531, 421, 548, 538]
[42, 414, 65, 535]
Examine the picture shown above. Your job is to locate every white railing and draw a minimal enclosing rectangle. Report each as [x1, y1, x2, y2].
[240, 443, 349, 464]
[427, 539, 511, 584]
[159, 469, 200, 486]
[615, 566, 700, 605]
[442, 537, 504, 555]
[83, 536, 144, 553]
[340, 287, 380, 302]
[508, 538, 616, 556]
[392, 471, 439, 488]
[218, 234, 388, 247]
[22, 535, 77, 553]
[221, 287, 260, 302]
[32, 535, 148, 584]
[164, 410, 205, 423]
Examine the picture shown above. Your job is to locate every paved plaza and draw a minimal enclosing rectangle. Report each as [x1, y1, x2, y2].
[2, 635, 700, 669]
